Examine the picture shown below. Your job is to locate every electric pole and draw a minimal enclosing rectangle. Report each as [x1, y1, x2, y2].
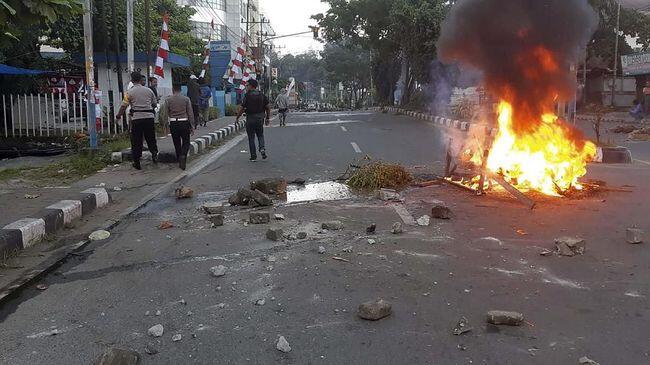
[126, 0, 135, 72]
[100, 0, 114, 128]
[611, 1, 621, 106]
[145, 0, 151, 81]
[82, 0, 97, 149]
[110, 0, 125, 128]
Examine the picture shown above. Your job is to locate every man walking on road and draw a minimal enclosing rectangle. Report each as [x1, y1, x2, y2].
[198, 78, 211, 127]
[275, 89, 289, 126]
[187, 75, 201, 128]
[166, 84, 195, 170]
[236, 79, 271, 161]
[116, 71, 158, 170]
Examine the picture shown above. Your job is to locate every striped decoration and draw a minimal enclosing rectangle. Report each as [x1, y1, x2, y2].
[154, 14, 170, 78]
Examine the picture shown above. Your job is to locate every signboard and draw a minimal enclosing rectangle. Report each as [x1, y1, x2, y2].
[209, 41, 230, 52]
[621, 52, 650, 76]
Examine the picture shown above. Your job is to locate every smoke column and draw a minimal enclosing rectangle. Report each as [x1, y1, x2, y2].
[437, 0, 598, 134]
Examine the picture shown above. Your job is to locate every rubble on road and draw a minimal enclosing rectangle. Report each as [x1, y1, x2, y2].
[171, 334, 182, 342]
[95, 348, 140, 365]
[297, 232, 308, 239]
[158, 221, 174, 230]
[276, 336, 292, 353]
[266, 228, 283, 241]
[207, 214, 224, 227]
[274, 214, 285, 220]
[318, 246, 326, 254]
[366, 223, 377, 234]
[202, 202, 225, 214]
[378, 188, 401, 201]
[417, 215, 430, 226]
[89, 230, 111, 241]
[147, 324, 164, 337]
[486, 310, 524, 326]
[175, 186, 193, 199]
[391, 222, 403, 234]
[36, 284, 48, 290]
[290, 178, 306, 185]
[250, 212, 271, 224]
[367, 239, 376, 245]
[254, 299, 266, 306]
[210, 265, 227, 277]
[578, 356, 600, 365]
[228, 188, 273, 207]
[555, 236, 586, 256]
[144, 343, 158, 355]
[322, 220, 343, 230]
[358, 298, 392, 320]
[250, 178, 287, 195]
[431, 201, 452, 219]
[453, 317, 472, 335]
[626, 228, 643, 244]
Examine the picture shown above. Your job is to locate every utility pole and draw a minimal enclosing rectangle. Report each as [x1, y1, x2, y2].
[145, 0, 151, 81]
[126, 0, 135, 72]
[611, 1, 621, 106]
[82, 0, 97, 149]
[110, 0, 125, 128]
[100, 0, 115, 127]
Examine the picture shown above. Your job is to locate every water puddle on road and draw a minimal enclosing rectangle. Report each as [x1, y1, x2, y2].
[285, 181, 352, 204]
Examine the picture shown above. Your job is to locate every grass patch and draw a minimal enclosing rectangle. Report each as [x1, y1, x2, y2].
[0, 168, 22, 182]
[347, 160, 412, 191]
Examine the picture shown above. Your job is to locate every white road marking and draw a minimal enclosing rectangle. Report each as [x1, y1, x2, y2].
[350, 142, 362, 153]
[274, 120, 362, 127]
[634, 158, 650, 165]
[340, 126, 347, 132]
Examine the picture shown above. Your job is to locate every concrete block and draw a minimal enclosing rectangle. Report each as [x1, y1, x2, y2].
[190, 141, 199, 155]
[39, 208, 65, 233]
[111, 152, 123, 163]
[601, 146, 632, 164]
[460, 122, 470, 131]
[453, 120, 461, 128]
[195, 138, 206, 152]
[46, 200, 82, 225]
[3, 218, 46, 248]
[81, 188, 110, 208]
[201, 135, 213, 145]
[209, 132, 219, 142]
[0, 229, 23, 255]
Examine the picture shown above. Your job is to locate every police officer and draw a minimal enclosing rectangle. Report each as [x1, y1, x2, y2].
[116, 72, 158, 170]
[236, 79, 271, 161]
[166, 84, 195, 170]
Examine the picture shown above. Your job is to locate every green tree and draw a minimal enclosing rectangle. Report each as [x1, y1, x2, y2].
[320, 43, 370, 108]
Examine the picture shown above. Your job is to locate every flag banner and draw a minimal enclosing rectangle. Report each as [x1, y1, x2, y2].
[154, 14, 170, 78]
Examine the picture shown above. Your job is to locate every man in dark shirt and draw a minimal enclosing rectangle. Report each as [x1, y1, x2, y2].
[166, 84, 195, 170]
[236, 79, 271, 161]
[187, 75, 201, 128]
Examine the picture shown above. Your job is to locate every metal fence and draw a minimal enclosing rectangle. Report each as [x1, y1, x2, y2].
[0, 92, 125, 138]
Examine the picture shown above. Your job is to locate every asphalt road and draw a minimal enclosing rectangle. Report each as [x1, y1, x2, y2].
[0, 111, 649, 365]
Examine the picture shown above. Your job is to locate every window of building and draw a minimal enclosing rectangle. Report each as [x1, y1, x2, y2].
[199, 0, 225, 11]
[193, 21, 228, 41]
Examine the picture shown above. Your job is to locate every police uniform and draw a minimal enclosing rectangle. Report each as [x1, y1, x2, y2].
[122, 84, 158, 163]
[165, 93, 195, 170]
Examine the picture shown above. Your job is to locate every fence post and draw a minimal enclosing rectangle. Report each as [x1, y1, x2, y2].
[38, 94, 42, 136]
[24, 95, 28, 136]
[58, 93, 63, 136]
[72, 92, 77, 134]
[10, 94, 15, 137]
[45, 93, 50, 136]
[78, 93, 83, 134]
[30, 94, 35, 137]
[2, 94, 6, 137]
[17, 95, 22, 137]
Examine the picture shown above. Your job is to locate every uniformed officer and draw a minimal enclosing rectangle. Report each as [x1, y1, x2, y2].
[116, 72, 158, 170]
[166, 84, 195, 170]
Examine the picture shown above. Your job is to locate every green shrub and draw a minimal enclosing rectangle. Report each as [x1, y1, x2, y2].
[225, 104, 239, 116]
[208, 106, 220, 119]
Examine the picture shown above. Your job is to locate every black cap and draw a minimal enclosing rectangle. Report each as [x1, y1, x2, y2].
[248, 79, 259, 88]
[131, 71, 143, 83]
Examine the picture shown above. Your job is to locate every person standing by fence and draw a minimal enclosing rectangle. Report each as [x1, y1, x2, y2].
[166, 84, 195, 170]
[116, 72, 158, 170]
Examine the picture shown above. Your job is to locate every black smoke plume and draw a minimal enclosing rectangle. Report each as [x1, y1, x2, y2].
[437, 0, 598, 134]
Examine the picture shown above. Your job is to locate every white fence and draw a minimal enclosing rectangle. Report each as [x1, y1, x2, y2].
[1, 92, 125, 138]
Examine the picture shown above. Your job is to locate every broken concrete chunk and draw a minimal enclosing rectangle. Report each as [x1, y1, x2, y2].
[366, 223, 377, 234]
[266, 228, 284, 241]
[431, 202, 452, 219]
[210, 265, 227, 277]
[391, 222, 403, 234]
[175, 186, 193, 199]
[367, 239, 376, 245]
[147, 324, 164, 337]
[250, 178, 287, 195]
[274, 214, 285, 220]
[171, 334, 182, 342]
[453, 317, 472, 335]
[254, 299, 266, 306]
[297, 232, 307, 239]
[555, 236, 586, 256]
[228, 188, 254, 206]
[144, 343, 158, 355]
[358, 299, 392, 320]
[202, 202, 224, 215]
[207, 214, 224, 227]
[250, 212, 271, 224]
[158, 221, 174, 230]
[626, 228, 643, 244]
[578, 356, 600, 365]
[249, 189, 273, 207]
[486, 310, 524, 326]
[378, 188, 400, 201]
[318, 246, 326, 254]
[95, 348, 140, 365]
[276, 336, 291, 353]
[416, 215, 430, 226]
[322, 220, 343, 230]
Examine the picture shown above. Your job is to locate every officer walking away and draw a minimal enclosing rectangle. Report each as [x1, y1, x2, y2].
[236, 79, 271, 161]
[198, 78, 211, 127]
[275, 89, 289, 126]
[187, 74, 201, 128]
[116, 71, 158, 170]
[166, 84, 195, 170]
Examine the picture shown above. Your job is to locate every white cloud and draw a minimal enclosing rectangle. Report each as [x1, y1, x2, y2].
[261, 0, 330, 55]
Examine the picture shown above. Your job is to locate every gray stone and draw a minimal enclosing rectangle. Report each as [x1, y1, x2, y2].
[202, 202, 224, 214]
[249, 189, 273, 207]
[171, 334, 182, 342]
[228, 188, 255, 206]
[207, 214, 224, 227]
[626, 228, 643, 244]
[297, 232, 307, 239]
[250, 212, 271, 224]
[174, 186, 193, 199]
[431, 202, 452, 219]
[147, 324, 164, 337]
[452, 317, 472, 335]
[391, 222, 403, 234]
[274, 214, 285, 220]
[266, 228, 284, 241]
[366, 223, 376, 234]
[210, 265, 227, 277]
[555, 237, 586, 256]
[250, 178, 287, 195]
[95, 348, 140, 365]
[318, 246, 326, 254]
[110, 152, 123, 163]
[578, 356, 600, 365]
[276, 336, 291, 353]
[417, 215, 430, 226]
[322, 220, 343, 230]
[378, 188, 400, 201]
[358, 299, 392, 320]
[486, 310, 524, 326]
[254, 299, 266, 306]
[144, 344, 158, 355]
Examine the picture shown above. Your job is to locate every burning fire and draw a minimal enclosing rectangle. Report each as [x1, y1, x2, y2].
[471, 100, 597, 196]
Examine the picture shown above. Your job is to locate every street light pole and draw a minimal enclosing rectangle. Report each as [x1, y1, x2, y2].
[126, 0, 135, 72]
[611, 1, 621, 106]
[82, 0, 97, 149]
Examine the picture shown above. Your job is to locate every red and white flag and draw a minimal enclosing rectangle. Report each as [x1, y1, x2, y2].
[154, 14, 170, 78]
[199, 20, 215, 79]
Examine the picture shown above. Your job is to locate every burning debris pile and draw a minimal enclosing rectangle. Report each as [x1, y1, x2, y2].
[437, 0, 599, 197]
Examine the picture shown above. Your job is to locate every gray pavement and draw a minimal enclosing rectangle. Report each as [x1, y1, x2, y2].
[0, 111, 649, 364]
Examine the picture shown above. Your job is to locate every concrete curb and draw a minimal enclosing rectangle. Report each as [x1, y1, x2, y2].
[118, 119, 246, 163]
[0, 188, 111, 259]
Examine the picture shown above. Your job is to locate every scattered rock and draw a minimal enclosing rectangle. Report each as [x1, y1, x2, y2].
[266, 228, 284, 241]
[254, 299, 266, 306]
[276, 336, 291, 353]
[626, 228, 643, 244]
[95, 348, 140, 365]
[89, 230, 111, 241]
[554, 236, 586, 256]
[416, 215, 430, 226]
[147, 324, 164, 337]
[453, 317, 472, 335]
[578, 356, 600, 365]
[36, 283, 48, 290]
[171, 334, 182, 342]
[24, 194, 40, 199]
[486, 310, 524, 326]
[366, 223, 376, 234]
[318, 246, 326, 254]
[322, 221, 343, 230]
[342, 246, 353, 253]
[250, 212, 271, 224]
[378, 254, 387, 260]
[144, 343, 158, 355]
[207, 214, 224, 227]
[297, 232, 308, 239]
[175, 186, 193, 199]
[210, 265, 227, 277]
[367, 239, 376, 245]
[229, 188, 273, 207]
[539, 249, 554, 256]
[113, 187, 122, 192]
[158, 221, 174, 230]
[250, 178, 288, 195]
[249, 189, 273, 207]
[155, 310, 161, 316]
[202, 202, 224, 214]
[358, 299, 392, 321]
[217, 303, 226, 309]
[274, 214, 285, 220]
[378, 188, 400, 201]
[431, 202, 452, 219]
[290, 178, 306, 185]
